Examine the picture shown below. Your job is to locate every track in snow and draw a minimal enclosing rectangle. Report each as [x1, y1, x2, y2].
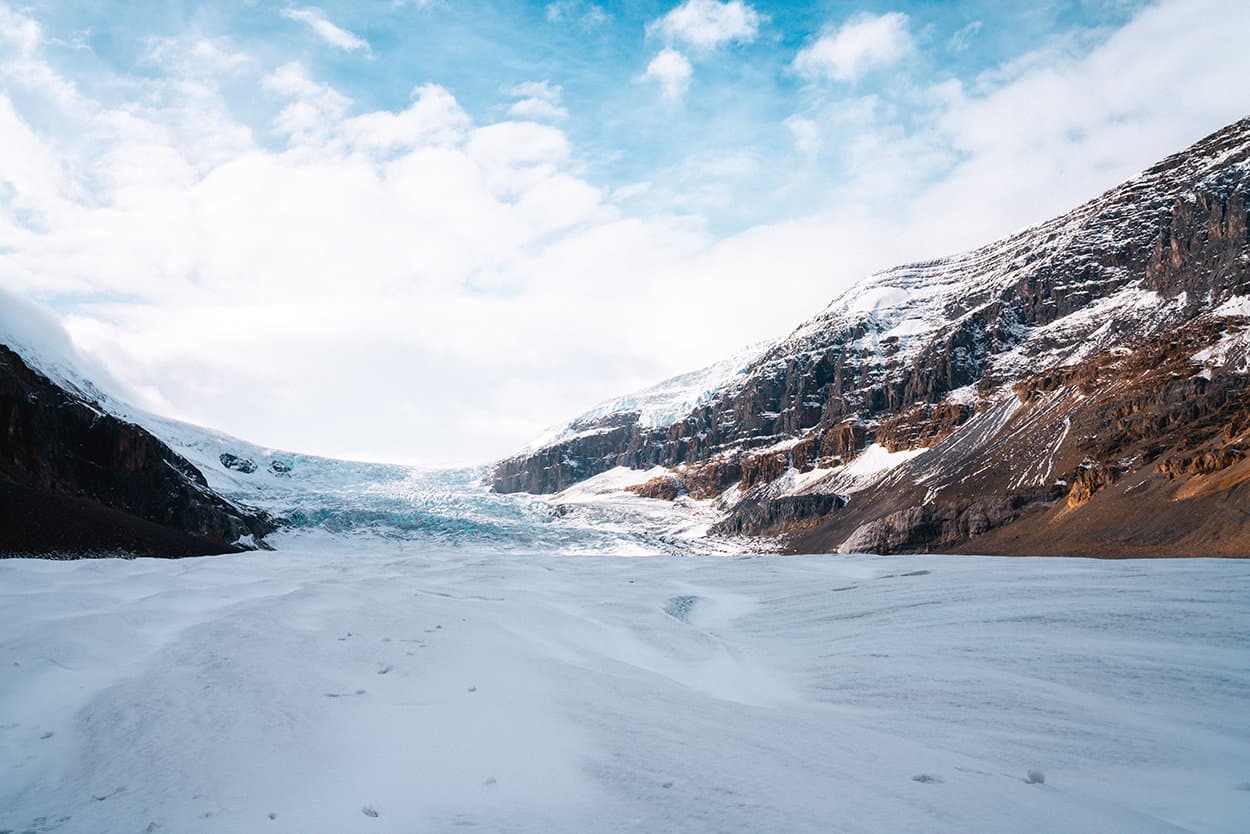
[2, 550, 1248, 833]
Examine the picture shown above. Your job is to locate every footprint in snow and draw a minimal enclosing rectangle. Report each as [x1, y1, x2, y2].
[3, 815, 72, 834]
[377, 664, 392, 675]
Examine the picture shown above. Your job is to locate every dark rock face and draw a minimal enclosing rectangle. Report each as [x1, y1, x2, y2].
[0, 345, 274, 557]
[220, 453, 257, 474]
[493, 116, 1250, 557]
[835, 489, 1062, 555]
[711, 493, 846, 537]
[877, 403, 972, 453]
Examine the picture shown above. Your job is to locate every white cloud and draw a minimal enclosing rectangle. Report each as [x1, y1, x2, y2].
[643, 48, 692, 102]
[648, 0, 762, 50]
[0, 5, 86, 111]
[144, 36, 253, 76]
[280, 7, 369, 53]
[948, 20, 982, 53]
[545, 1, 609, 27]
[783, 115, 821, 155]
[264, 61, 351, 143]
[2, 0, 1250, 465]
[506, 81, 568, 122]
[793, 11, 913, 83]
[340, 83, 469, 152]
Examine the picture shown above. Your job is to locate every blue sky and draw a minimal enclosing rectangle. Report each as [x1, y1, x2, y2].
[1, 0, 1247, 463]
[25, 0, 1151, 232]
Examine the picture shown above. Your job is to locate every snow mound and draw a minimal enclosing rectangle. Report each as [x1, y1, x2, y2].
[526, 342, 767, 451]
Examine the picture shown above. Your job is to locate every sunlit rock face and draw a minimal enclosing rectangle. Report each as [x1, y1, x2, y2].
[494, 116, 1250, 556]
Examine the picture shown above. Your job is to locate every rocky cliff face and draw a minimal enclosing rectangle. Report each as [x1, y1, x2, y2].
[0, 344, 274, 557]
[492, 116, 1250, 557]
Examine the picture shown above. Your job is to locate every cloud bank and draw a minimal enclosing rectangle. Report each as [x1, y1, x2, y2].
[1, 0, 1248, 464]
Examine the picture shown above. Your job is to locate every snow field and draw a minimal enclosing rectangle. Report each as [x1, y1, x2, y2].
[3, 550, 1249, 833]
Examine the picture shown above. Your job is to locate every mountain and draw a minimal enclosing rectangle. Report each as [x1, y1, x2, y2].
[492, 116, 1250, 557]
[0, 296, 275, 557]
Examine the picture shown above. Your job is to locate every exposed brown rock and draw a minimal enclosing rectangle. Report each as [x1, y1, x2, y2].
[792, 320, 1250, 556]
[673, 458, 735, 500]
[1157, 447, 1245, 479]
[877, 403, 973, 452]
[739, 450, 789, 490]
[1067, 463, 1118, 509]
[818, 420, 866, 463]
[626, 474, 685, 501]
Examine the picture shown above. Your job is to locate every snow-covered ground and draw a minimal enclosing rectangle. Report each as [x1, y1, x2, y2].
[3, 549, 1248, 833]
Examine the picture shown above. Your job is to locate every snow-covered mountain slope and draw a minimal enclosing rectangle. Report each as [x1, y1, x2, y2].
[492, 115, 1250, 557]
[524, 343, 764, 453]
[4, 548, 1248, 833]
[0, 292, 276, 556]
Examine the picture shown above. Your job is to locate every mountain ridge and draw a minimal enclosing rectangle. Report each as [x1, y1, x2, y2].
[492, 115, 1250, 556]
[0, 344, 276, 556]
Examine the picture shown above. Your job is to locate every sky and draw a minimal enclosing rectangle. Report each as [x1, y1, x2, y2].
[0, 0, 1248, 465]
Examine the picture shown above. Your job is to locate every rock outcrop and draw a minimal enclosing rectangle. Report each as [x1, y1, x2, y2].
[0, 344, 274, 557]
[492, 115, 1250, 557]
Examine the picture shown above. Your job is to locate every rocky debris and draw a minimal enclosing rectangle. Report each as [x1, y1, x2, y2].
[220, 453, 257, 474]
[0, 344, 274, 557]
[269, 460, 292, 475]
